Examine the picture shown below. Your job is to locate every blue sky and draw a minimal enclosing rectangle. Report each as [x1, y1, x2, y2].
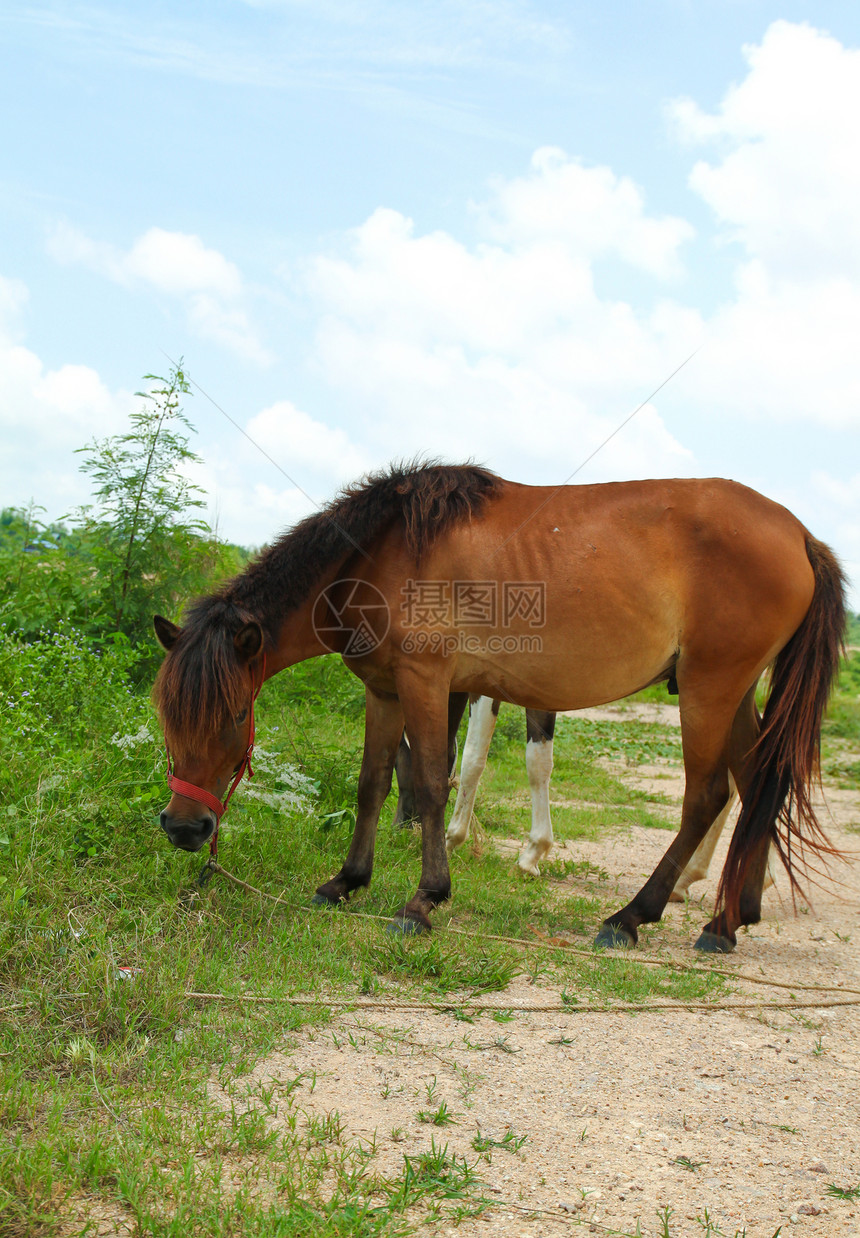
[2, 2, 860, 605]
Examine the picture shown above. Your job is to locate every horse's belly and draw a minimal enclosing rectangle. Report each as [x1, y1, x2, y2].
[449, 633, 677, 712]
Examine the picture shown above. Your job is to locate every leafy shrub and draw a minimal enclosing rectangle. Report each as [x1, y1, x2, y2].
[0, 625, 162, 865]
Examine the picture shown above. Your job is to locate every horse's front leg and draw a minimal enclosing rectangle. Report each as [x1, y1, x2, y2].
[314, 689, 404, 907]
[391, 676, 453, 934]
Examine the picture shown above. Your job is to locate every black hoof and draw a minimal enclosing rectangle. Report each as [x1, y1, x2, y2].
[311, 892, 341, 909]
[386, 916, 427, 937]
[694, 930, 735, 954]
[594, 925, 635, 950]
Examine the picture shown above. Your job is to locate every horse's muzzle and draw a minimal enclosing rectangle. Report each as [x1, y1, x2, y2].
[160, 810, 216, 852]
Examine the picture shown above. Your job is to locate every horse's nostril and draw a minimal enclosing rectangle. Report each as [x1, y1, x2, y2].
[160, 811, 170, 832]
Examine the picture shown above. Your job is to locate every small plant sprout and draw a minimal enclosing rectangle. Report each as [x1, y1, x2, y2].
[306, 1111, 343, 1144]
[826, 1181, 860, 1201]
[693, 1210, 727, 1236]
[492, 1034, 520, 1054]
[417, 1100, 456, 1127]
[64, 1037, 95, 1068]
[674, 1154, 704, 1172]
[656, 1204, 675, 1238]
[471, 1128, 527, 1160]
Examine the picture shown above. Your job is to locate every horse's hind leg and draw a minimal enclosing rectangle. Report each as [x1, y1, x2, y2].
[518, 710, 556, 876]
[697, 684, 774, 952]
[394, 693, 465, 829]
[446, 696, 499, 855]
[392, 735, 417, 828]
[314, 689, 404, 906]
[668, 774, 737, 902]
[392, 674, 459, 934]
[596, 679, 744, 948]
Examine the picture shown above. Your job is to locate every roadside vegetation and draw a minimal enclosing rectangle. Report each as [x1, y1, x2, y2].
[1, 371, 858, 1235]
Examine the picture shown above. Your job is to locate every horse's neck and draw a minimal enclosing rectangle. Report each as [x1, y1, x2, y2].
[263, 557, 349, 674]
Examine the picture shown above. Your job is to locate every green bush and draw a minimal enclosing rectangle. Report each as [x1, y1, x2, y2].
[0, 625, 162, 867]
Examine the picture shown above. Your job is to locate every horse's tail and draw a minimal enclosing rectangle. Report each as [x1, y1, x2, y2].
[716, 535, 847, 923]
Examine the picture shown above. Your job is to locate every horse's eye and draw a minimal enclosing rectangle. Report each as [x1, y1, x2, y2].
[236, 709, 248, 725]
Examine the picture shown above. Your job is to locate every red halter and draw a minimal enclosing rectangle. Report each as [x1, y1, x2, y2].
[165, 654, 266, 859]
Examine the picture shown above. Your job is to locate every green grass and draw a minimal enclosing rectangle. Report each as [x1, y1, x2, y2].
[819, 647, 860, 790]
[477, 706, 680, 843]
[571, 955, 729, 1003]
[0, 630, 746, 1235]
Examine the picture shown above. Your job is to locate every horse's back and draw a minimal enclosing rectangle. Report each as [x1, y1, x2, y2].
[360, 476, 818, 711]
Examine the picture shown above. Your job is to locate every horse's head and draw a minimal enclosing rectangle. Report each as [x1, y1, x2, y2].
[152, 611, 265, 852]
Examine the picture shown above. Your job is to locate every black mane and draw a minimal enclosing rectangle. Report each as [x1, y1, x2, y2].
[153, 461, 502, 756]
[223, 460, 501, 638]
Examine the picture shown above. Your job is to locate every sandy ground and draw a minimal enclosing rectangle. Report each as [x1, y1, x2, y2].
[224, 708, 860, 1238]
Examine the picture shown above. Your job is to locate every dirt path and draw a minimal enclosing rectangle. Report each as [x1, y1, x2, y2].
[230, 715, 860, 1237]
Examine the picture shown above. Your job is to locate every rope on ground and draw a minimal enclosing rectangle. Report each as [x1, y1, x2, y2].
[184, 989, 860, 1015]
[205, 861, 860, 997]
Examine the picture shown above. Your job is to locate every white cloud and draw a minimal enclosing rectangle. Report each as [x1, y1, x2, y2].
[47, 223, 270, 363]
[185, 467, 320, 549]
[9, 19, 860, 598]
[305, 150, 699, 484]
[0, 303, 133, 517]
[124, 228, 243, 297]
[184, 403, 372, 549]
[669, 21, 860, 280]
[479, 147, 694, 279]
[663, 21, 860, 431]
[0, 283, 359, 549]
[246, 401, 372, 484]
[185, 294, 271, 365]
[692, 263, 860, 427]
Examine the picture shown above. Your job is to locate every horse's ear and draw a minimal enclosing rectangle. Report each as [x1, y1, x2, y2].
[234, 620, 264, 662]
[154, 614, 181, 651]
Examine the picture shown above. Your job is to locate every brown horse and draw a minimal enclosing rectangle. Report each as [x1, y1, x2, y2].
[152, 463, 845, 953]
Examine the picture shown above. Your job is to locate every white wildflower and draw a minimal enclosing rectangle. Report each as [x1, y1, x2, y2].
[245, 751, 319, 816]
[110, 723, 153, 755]
[245, 786, 317, 815]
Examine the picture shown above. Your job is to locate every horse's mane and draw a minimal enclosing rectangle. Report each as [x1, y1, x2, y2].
[153, 461, 502, 758]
